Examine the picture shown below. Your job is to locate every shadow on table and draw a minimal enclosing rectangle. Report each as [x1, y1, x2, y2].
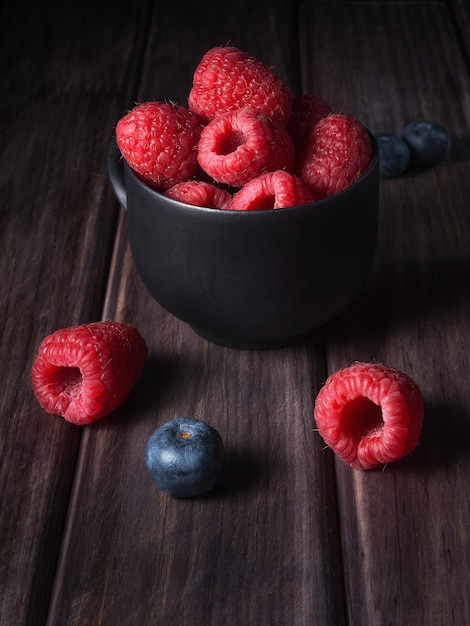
[214, 447, 266, 496]
[327, 254, 470, 342]
[416, 399, 470, 470]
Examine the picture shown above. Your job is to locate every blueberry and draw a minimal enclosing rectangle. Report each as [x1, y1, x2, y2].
[402, 120, 451, 166]
[145, 416, 224, 498]
[375, 133, 410, 177]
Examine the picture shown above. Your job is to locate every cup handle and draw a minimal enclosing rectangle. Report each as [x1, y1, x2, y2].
[107, 137, 127, 210]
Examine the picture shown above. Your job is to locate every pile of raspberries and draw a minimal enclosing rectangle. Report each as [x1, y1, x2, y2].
[115, 46, 373, 210]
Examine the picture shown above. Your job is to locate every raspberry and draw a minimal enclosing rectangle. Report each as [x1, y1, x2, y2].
[188, 46, 293, 124]
[116, 101, 204, 190]
[286, 94, 332, 153]
[197, 108, 295, 188]
[314, 362, 424, 470]
[298, 113, 372, 199]
[31, 321, 148, 425]
[230, 170, 315, 210]
[164, 180, 232, 209]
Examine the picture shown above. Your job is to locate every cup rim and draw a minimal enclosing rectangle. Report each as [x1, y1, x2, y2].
[124, 131, 379, 216]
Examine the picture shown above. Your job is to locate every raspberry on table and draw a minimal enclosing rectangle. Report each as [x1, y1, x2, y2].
[298, 113, 372, 199]
[188, 46, 293, 124]
[116, 101, 204, 190]
[31, 321, 148, 425]
[164, 180, 232, 209]
[230, 170, 315, 210]
[314, 362, 424, 470]
[286, 94, 332, 153]
[197, 107, 295, 188]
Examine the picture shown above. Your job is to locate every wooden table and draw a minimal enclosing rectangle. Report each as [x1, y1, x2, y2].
[2, 1, 470, 624]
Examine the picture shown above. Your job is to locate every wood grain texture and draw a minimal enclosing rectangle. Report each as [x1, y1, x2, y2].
[0, 1, 153, 624]
[2, 0, 470, 625]
[300, 2, 470, 624]
[46, 2, 345, 624]
[452, 0, 470, 60]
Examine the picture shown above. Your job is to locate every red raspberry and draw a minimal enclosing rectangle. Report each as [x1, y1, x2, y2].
[188, 46, 293, 124]
[197, 108, 295, 188]
[298, 113, 372, 199]
[116, 101, 204, 190]
[164, 180, 232, 209]
[314, 362, 424, 470]
[230, 170, 315, 210]
[31, 321, 148, 425]
[286, 94, 332, 153]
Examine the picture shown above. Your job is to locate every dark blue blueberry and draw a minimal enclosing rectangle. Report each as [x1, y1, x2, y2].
[402, 120, 451, 166]
[374, 132, 410, 178]
[145, 416, 224, 498]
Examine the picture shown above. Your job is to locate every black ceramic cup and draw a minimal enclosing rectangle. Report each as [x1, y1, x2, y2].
[107, 137, 379, 350]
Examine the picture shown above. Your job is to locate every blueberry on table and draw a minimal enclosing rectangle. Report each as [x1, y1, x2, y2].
[374, 132, 410, 177]
[402, 120, 451, 166]
[145, 417, 225, 498]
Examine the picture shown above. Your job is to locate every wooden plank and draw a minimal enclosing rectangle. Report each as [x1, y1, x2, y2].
[5, 1, 469, 624]
[299, 2, 470, 624]
[0, 1, 153, 624]
[46, 2, 346, 625]
[452, 0, 470, 64]
[48, 315, 344, 625]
